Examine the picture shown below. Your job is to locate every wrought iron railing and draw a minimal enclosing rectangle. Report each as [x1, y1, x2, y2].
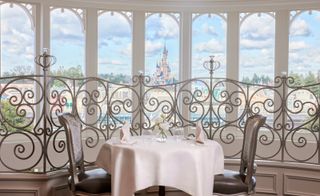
[0, 53, 319, 173]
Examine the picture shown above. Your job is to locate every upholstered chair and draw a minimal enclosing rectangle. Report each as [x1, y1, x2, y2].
[213, 114, 266, 195]
[58, 113, 112, 196]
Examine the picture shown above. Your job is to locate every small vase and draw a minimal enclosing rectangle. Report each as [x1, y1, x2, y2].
[157, 129, 167, 142]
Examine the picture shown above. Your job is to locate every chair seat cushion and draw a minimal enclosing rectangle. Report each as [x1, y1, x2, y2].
[213, 169, 256, 194]
[69, 168, 112, 194]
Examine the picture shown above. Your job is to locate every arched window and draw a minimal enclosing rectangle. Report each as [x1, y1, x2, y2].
[0, 3, 35, 76]
[192, 13, 226, 78]
[289, 10, 320, 82]
[145, 13, 180, 85]
[98, 11, 132, 82]
[239, 13, 275, 85]
[50, 8, 85, 76]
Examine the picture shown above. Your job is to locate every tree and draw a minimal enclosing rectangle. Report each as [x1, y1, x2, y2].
[0, 101, 32, 132]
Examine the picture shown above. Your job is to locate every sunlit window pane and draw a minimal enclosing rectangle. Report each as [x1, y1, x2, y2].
[288, 10, 320, 136]
[192, 14, 226, 78]
[1, 3, 35, 76]
[98, 11, 132, 83]
[145, 13, 180, 85]
[50, 8, 85, 77]
[289, 11, 320, 79]
[239, 13, 275, 85]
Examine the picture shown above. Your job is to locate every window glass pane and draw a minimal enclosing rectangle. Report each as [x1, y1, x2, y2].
[239, 13, 275, 85]
[289, 11, 320, 79]
[98, 11, 132, 83]
[0, 3, 35, 132]
[98, 11, 133, 125]
[239, 13, 275, 151]
[50, 8, 85, 119]
[191, 13, 227, 125]
[145, 13, 180, 85]
[1, 3, 35, 76]
[287, 10, 320, 162]
[192, 14, 226, 78]
[50, 8, 84, 77]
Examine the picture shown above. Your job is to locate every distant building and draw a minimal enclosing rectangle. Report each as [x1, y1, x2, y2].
[153, 45, 175, 85]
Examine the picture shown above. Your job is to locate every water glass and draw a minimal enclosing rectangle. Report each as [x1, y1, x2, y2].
[173, 127, 184, 142]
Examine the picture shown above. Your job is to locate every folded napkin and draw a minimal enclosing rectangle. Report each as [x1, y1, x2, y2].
[195, 121, 205, 143]
[120, 121, 131, 143]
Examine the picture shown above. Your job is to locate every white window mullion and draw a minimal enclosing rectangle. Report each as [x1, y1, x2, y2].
[180, 11, 192, 129]
[226, 12, 239, 126]
[85, 8, 98, 126]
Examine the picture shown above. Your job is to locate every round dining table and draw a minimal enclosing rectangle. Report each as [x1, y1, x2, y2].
[95, 136, 224, 196]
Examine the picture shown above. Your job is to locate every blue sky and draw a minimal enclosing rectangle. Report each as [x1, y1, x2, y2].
[192, 13, 226, 78]
[145, 13, 180, 79]
[1, 4, 320, 80]
[239, 13, 275, 81]
[289, 11, 320, 75]
[0, 3, 34, 75]
[98, 11, 132, 76]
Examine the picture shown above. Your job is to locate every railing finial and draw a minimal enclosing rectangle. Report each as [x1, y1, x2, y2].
[34, 48, 56, 72]
[203, 55, 220, 75]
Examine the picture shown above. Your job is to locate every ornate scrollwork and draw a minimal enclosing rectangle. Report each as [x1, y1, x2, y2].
[1, 54, 320, 173]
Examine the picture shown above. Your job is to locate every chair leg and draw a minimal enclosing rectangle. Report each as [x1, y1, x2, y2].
[159, 186, 165, 196]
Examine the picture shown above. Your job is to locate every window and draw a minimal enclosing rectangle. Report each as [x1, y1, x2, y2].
[50, 8, 85, 119]
[98, 11, 132, 82]
[239, 13, 275, 85]
[287, 10, 320, 162]
[1, 3, 35, 76]
[50, 8, 85, 76]
[289, 10, 320, 80]
[145, 13, 180, 85]
[0, 3, 35, 133]
[191, 13, 227, 124]
[192, 13, 226, 78]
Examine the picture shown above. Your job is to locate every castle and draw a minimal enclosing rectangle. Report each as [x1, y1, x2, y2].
[153, 45, 175, 85]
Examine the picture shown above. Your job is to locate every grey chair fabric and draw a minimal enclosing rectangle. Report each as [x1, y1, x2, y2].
[58, 113, 111, 195]
[213, 114, 266, 195]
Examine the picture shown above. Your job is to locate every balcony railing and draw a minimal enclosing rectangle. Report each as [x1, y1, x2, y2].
[0, 53, 319, 173]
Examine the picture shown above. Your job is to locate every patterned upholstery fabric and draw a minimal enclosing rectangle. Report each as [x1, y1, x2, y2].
[63, 114, 83, 164]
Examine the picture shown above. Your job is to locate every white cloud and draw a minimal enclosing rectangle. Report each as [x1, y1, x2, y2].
[240, 38, 274, 49]
[289, 41, 309, 51]
[202, 23, 217, 36]
[146, 14, 179, 40]
[98, 12, 131, 38]
[290, 18, 310, 36]
[120, 43, 132, 56]
[99, 59, 126, 66]
[157, 16, 179, 39]
[241, 14, 275, 40]
[51, 9, 84, 44]
[145, 41, 163, 56]
[194, 39, 225, 53]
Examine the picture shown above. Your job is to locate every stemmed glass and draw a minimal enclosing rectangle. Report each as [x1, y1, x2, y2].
[172, 127, 184, 142]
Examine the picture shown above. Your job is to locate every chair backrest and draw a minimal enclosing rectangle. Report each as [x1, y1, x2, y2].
[240, 114, 266, 186]
[58, 113, 85, 191]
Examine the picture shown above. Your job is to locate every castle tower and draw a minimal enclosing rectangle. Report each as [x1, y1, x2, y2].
[153, 44, 173, 84]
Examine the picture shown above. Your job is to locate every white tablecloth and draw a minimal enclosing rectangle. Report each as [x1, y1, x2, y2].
[96, 136, 224, 196]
